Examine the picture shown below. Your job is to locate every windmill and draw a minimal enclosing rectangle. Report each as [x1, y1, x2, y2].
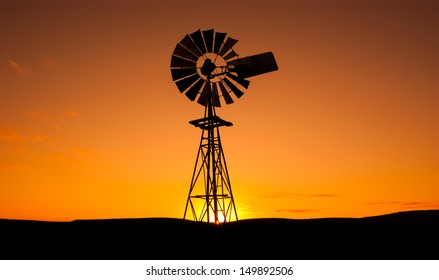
[170, 29, 278, 223]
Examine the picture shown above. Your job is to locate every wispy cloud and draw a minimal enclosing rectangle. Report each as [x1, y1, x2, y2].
[0, 110, 79, 145]
[0, 163, 24, 170]
[0, 128, 26, 143]
[27, 109, 81, 126]
[258, 192, 338, 199]
[366, 201, 439, 209]
[0, 127, 59, 144]
[367, 201, 411, 206]
[8, 60, 29, 76]
[27, 110, 52, 123]
[64, 110, 81, 119]
[274, 209, 322, 213]
[26, 110, 60, 128]
[6, 147, 27, 153]
[31, 134, 50, 143]
[42, 57, 55, 67]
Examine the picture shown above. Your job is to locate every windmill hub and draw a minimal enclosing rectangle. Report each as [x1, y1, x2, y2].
[200, 58, 216, 77]
[196, 53, 227, 83]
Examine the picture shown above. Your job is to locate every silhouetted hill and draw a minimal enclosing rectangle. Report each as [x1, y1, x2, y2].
[1, 210, 438, 259]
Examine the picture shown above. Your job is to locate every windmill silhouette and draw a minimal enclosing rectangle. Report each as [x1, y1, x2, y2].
[170, 29, 278, 223]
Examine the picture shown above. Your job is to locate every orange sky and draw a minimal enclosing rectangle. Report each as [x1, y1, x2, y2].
[1, 0, 438, 221]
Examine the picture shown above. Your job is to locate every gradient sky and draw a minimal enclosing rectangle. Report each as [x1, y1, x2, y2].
[1, 0, 438, 221]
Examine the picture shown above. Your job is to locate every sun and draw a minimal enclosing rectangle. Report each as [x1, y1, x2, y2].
[208, 210, 226, 224]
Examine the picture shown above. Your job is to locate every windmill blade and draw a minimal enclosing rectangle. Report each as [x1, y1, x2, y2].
[175, 73, 200, 93]
[180, 34, 203, 57]
[190, 29, 207, 54]
[213, 32, 227, 54]
[223, 78, 244, 98]
[218, 81, 235, 104]
[171, 55, 197, 68]
[202, 29, 214, 53]
[197, 82, 210, 106]
[172, 43, 198, 62]
[223, 50, 239, 61]
[198, 82, 221, 107]
[185, 79, 205, 101]
[211, 81, 221, 107]
[227, 52, 278, 78]
[219, 37, 238, 56]
[171, 68, 197, 81]
[226, 73, 250, 89]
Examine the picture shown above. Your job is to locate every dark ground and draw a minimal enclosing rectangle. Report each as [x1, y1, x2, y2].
[1, 209, 438, 260]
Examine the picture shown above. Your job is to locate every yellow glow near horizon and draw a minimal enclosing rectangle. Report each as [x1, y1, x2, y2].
[207, 211, 226, 224]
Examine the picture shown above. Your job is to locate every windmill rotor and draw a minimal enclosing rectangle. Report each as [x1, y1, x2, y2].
[171, 29, 278, 107]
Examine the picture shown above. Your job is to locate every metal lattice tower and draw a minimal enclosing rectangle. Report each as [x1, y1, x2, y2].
[170, 29, 278, 223]
[184, 81, 237, 223]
